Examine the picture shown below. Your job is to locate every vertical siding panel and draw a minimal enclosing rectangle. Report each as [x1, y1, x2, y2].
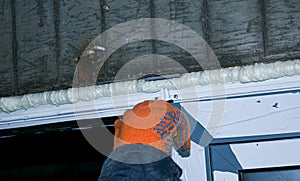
[207, 0, 264, 66]
[264, 0, 300, 56]
[15, 0, 57, 95]
[59, 0, 102, 87]
[101, 0, 153, 82]
[153, 0, 207, 72]
[0, 0, 14, 96]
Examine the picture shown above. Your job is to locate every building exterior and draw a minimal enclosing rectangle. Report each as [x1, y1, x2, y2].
[0, 0, 300, 180]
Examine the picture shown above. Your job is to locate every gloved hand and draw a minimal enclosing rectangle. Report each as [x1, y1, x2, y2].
[113, 100, 190, 157]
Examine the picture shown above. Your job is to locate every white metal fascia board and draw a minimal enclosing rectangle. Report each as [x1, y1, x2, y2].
[0, 74, 299, 131]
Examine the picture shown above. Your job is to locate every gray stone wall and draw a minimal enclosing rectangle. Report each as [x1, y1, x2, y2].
[0, 0, 299, 97]
[0, 0, 14, 95]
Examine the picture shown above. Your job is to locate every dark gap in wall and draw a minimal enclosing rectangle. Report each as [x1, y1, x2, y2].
[53, 0, 61, 87]
[169, 0, 175, 20]
[149, 0, 157, 56]
[11, 0, 18, 95]
[259, 0, 268, 58]
[100, 0, 107, 33]
[202, 0, 210, 43]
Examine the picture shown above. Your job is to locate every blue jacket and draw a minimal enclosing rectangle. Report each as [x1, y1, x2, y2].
[98, 144, 182, 181]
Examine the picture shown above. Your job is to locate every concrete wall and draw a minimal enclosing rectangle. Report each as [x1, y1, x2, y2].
[0, 0, 299, 97]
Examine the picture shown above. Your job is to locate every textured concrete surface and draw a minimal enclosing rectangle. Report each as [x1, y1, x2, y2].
[207, 0, 264, 65]
[59, 0, 102, 87]
[264, 0, 300, 56]
[0, 0, 14, 95]
[15, 0, 57, 95]
[0, 0, 299, 97]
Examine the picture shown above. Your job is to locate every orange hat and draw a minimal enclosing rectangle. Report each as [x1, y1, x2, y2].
[114, 100, 190, 157]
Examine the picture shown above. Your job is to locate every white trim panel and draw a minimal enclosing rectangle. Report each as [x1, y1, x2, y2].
[214, 138, 300, 181]
[172, 142, 207, 181]
[0, 75, 299, 133]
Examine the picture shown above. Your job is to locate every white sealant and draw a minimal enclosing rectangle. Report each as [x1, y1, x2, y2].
[0, 60, 300, 113]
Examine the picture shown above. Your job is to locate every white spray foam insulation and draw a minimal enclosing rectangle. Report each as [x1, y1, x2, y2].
[0, 60, 300, 113]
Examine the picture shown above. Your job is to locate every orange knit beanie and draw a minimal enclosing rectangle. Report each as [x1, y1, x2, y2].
[114, 100, 190, 156]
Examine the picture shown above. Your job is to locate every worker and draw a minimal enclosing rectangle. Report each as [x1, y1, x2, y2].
[98, 100, 191, 181]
